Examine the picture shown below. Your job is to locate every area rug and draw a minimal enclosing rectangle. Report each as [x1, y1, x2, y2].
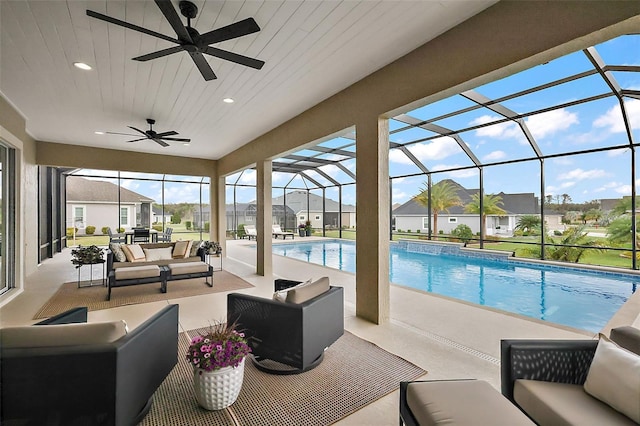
[141, 328, 427, 426]
[33, 271, 254, 319]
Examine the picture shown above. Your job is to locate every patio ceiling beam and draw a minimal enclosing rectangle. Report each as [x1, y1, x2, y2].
[336, 163, 356, 180]
[311, 146, 357, 159]
[622, 89, 640, 101]
[314, 168, 341, 186]
[299, 172, 324, 188]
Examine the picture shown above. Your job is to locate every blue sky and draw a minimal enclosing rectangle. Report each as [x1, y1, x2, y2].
[78, 35, 640, 207]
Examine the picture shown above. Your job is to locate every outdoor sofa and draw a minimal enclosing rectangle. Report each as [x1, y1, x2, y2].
[106, 241, 212, 300]
[400, 325, 640, 425]
[0, 304, 179, 425]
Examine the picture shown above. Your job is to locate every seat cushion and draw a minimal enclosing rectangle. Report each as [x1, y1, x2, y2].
[514, 380, 637, 426]
[115, 264, 161, 280]
[407, 379, 534, 425]
[168, 262, 209, 275]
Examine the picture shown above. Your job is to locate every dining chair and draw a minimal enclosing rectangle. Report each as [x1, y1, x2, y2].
[132, 228, 150, 243]
[107, 227, 126, 244]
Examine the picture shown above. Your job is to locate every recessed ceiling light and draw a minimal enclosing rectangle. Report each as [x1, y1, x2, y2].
[223, 98, 234, 104]
[73, 62, 92, 70]
[182, 142, 191, 146]
[94, 131, 105, 135]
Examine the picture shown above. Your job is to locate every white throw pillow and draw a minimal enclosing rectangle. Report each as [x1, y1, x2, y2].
[273, 278, 312, 302]
[584, 334, 640, 423]
[143, 247, 173, 262]
[172, 240, 192, 259]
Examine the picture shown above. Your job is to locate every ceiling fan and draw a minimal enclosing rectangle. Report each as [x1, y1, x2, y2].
[86, 0, 265, 81]
[106, 119, 191, 147]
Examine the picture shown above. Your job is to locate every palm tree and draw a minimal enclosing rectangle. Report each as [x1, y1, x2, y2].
[561, 193, 572, 204]
[515, 215, 541, 234]
[414, 180, 461, 236]
[464, 193, 506, 236]
[547, 225, 604, 263]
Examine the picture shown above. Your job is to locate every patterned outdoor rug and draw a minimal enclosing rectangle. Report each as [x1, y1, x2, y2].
[141, 328, 427, 426]
[33, 271, 254, 319]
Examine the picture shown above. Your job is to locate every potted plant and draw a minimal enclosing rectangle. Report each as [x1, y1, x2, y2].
[202, 241, 222, 255]
[70, 245, 105, 267]
[298, 223, 306, 237]
[305, 220, 312, 237]
[187, 321, 251, 410]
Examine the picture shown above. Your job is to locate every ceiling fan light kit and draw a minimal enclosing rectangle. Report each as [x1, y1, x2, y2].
[86, 0, 265, 81]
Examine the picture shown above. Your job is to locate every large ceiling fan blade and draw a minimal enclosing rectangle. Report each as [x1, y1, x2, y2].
[126, 138, 149, 143]
[199, 17, 261, 45]
[133, 45, 184, 62]
[203, 46, 264, 70]
[106, 131, 138, 137]
[189, 52, 217, 80]
[86, 10, 179, 44]
[154, 0, 193, 43]
[155, 131, 178, 138]
[152, 139, 170, 147]
[128, 126, 149, 136]
[161, 137, 191, 142]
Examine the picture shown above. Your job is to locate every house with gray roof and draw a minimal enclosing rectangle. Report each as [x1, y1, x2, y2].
[392, 179, 563, 236]
[66, 176, 155, 233]
[272, 190, 356, 230]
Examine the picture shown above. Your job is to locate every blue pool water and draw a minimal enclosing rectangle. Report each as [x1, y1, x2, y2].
[271, 240, 639, 332]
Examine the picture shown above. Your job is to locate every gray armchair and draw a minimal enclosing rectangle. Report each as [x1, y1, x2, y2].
[227, 279, 344, 374]
[0, 304, 179, 425]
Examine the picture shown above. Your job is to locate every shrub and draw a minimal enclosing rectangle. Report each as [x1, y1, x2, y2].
[451, 224, 473, 243]
[237, 224, 246, 239]
[101, 226, 109, 235]
[438, 230, 444, 235]
[85, 226, 96, 235]
[204, 222, 210, 232]
[66, 227, 77, 237]
[152, 224, 163, 232]
[171, 213, 181, 224]
[117, 227, 124, 233]
[186, 221, 192, 230]
[416, 229, 421, 233]
[554, 230, 563, 236]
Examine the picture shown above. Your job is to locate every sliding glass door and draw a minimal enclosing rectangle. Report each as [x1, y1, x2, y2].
[0, 144, 15, 294]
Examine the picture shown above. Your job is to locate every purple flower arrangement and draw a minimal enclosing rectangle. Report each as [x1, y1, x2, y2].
[186, 321, 251, 372]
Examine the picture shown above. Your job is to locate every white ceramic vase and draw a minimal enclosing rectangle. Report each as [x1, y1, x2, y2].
[193, 358, 245, 410]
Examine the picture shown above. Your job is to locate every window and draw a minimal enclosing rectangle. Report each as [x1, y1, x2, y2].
[300, 216, 306, 221]
[72, 205, 86, 228]
[315, 215, 321, 220]
[0, 144, 15, 294]
[448, 217, 458, 224]
[120, 206, 130, 228]
[422, 217, 429, 229]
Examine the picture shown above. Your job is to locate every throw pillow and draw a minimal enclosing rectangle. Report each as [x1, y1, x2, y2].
[172, 240, 191, 259]
[109, 243, 127, 262]
[584, 333, 640, 423]
[285, 277, 330, 304]
[273, 278, 312, 302]
[121, 244, 146, 262]
[189, 240, 202, 257]
[143, 247, 173, 262]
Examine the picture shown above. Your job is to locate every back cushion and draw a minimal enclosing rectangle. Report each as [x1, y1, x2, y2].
[285, 277, 330, 304]
[172, 240, 192, 259]
[121, 244, 146, 262]
[0, 320, 129, 348]
[143, 247, 173, 262]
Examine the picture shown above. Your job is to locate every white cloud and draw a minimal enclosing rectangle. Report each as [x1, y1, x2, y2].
[526, 109, 579, 139]
[593, 181, 622, 193]
[239, 170, 256, 184]
[390, 137, 461, 165]
[615, 184, 632, 195]
[547, 182, 576, 193]
[607, 148, 629, 157]
[557, 168, 608, 180]
[432, 164, 478, 179]
[593, 99, 640, 133]
[392, 191, 408, 202]
[471, 115, 521, 139]
[551, 157, 573, 166]
[482, 150, 506, 161]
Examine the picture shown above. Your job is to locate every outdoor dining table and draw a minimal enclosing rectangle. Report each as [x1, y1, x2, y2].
[124, 229, 158, 244]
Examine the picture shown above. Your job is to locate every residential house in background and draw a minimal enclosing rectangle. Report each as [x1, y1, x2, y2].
[66, 176, 155, 233]
[152, 206, 172, 224]
[272, 191, 356, 230]
[392, 180, 563, 236]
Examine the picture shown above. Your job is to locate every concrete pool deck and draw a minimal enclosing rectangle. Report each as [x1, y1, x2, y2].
[2, 237, 638, 425]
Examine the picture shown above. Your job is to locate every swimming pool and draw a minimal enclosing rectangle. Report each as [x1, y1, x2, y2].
[271, 239, 639, 332]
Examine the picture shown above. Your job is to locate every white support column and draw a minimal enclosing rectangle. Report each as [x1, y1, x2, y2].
[216, 174, 226, 254]
[355, 117, 390, 324]
[256, 160, 273, 277]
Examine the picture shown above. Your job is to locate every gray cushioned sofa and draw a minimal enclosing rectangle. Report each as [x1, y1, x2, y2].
[0, 304, 179, 425]
[501, 326, 640, 425]
[107, 241, 212, 300]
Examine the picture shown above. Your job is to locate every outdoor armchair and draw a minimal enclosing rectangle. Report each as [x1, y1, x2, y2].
[0, 304, 179, 426]
[107, 227, 126, 243]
